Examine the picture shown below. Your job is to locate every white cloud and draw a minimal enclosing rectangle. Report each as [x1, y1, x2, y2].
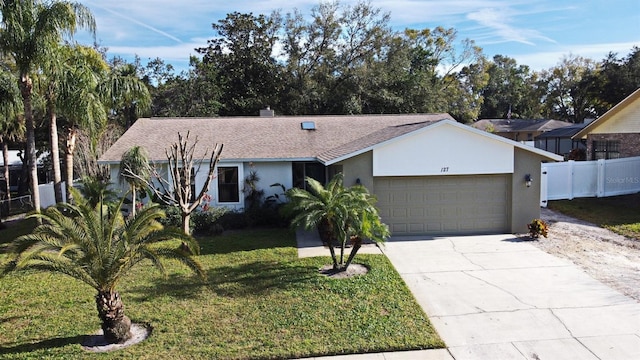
[513, 41, 640, 70]
[466, 7, 556, 45]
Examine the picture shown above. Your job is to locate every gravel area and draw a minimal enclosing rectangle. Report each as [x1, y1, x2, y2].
[528, 207, 640, 302]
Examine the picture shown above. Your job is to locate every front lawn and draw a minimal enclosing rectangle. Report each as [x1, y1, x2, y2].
[548, 193, 640, 240]
[0, 227, 444, 359]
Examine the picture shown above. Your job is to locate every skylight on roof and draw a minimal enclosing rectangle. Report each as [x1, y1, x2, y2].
[301, 121, 316, 130]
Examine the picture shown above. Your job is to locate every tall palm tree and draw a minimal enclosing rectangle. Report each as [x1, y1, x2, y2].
[119, 146, 151, 217]
[285, 173, 389, 271]
[0, 0, 96, 213]
[61, 46, 108, 201]
[101, 62, 151, 130]
[40, 44, 108, 202]
[63, 54, 150, 201]
[1, 188, 205, 344]
[0, 66, 23, 219]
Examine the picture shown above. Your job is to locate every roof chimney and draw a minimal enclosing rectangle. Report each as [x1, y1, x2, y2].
[260, 106, 275, 117]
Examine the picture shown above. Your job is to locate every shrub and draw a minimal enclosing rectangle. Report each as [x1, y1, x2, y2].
[527, 218, 549, 239]
[192, 207, 227, 235]
[158, 205, 183, 229]
[217, 210, 249, 230]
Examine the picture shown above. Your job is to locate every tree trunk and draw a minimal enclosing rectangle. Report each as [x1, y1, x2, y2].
[2, 141, 10, 209]
[182, 211, 191, 235]
[65, 128, 77, 203]
[48, 101, 63, 203]
[131, 184, 137, 217]
[20, 74, 40, 214]
[343, 236, 362, 271]
[17, 143, 29, 196]
[318, 219, 338, 269]
[96, 290, 132, 344]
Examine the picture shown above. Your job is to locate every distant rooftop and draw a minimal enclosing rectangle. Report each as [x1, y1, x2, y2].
[473, 119, 573, 133]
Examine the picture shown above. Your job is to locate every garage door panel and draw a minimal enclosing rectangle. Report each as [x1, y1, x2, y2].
[374, 175, 510, 235]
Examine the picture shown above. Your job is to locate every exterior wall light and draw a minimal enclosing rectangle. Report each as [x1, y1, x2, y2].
[524, 174, 533, 187]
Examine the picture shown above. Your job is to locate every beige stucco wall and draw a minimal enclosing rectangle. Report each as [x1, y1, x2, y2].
[511, 148, 543, 233]
[335, 151, 374, 190]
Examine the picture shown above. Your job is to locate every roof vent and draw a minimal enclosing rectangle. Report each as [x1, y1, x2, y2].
[301, 121, 316, 130]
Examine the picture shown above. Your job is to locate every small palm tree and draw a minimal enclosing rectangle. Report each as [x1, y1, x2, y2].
[79, 175, 118, 207]
[119, 146, 151, 217]
[1, 189, 205, 344]
[285, 173, 389, 271]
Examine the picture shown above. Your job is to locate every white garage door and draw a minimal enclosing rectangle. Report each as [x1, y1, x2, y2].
[374, 175, 510, 235]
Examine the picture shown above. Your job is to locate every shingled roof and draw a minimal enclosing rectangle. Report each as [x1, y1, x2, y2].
[98, 114, 454, 164]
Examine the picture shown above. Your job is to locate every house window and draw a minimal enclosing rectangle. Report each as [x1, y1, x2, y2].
[592, 140, 620, 160]
[292, 162, 326, 190]
[218, 167, 239, 202]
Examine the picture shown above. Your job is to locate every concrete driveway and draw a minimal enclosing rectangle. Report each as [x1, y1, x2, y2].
[381, 234, 640, 360]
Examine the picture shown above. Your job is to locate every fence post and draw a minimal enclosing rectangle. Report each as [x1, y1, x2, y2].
[568, 160, 574, 200]
[597, 159, 606, 197]
[540, 165, 548, 207]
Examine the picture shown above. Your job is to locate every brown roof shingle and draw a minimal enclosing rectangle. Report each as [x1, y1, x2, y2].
[98, 114, 455, 164]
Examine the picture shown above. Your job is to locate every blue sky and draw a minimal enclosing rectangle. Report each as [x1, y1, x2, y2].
[79, 0, 640, 73]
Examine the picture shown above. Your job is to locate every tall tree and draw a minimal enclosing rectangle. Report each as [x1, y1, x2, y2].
[0, 66, 23, 220]
[539, 55, 599, 123]
[102, 62, 151, 129]
[58, 45, 108, 201]
[1, 189, 205, 344]
[591, 47, 640, 114]
[480, 55, 542, 119]
[151, 57, 222, 117]
[0, 0, 95, 213]
[197, 11, 282, 116]
[39, 43, 97, 203]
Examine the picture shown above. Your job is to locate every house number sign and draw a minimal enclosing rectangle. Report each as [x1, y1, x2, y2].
[440, 167, 449, 173]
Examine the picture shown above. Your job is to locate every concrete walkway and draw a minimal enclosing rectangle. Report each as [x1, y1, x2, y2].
[296, 231, 640, 359]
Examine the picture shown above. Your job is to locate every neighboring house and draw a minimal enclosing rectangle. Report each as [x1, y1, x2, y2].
[535, 123, 587, 159]
[0, 150, 49, 194]
[573, 88, 640, 160]
[473, 118, 574, 143]
[98, 114, 562, 236]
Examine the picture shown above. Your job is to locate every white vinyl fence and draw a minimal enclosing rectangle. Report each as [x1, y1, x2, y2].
[541, 156, 640, 206]
[39, 181, 67, 208]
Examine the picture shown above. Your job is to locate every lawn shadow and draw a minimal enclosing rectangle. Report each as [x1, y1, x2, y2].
[197, 228, 296, 255]
[0, 334, 87, 356]
[206, 260, 316, 297]
[127, 260, 316, 301]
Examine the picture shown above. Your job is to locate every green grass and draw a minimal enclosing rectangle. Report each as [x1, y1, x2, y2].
[548, 193, 640, 240]
[0, 226, 444, 359]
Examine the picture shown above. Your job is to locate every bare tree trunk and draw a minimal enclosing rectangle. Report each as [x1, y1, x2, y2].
[182, 211, 191, 235]
[2, 141, 10, 209]
[131, 184, 137, 217]
[20, 74, 40, 214]
[96, 290, 132, 344]
[48, 102, 63, 203]
[65, 128, 77, 203]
